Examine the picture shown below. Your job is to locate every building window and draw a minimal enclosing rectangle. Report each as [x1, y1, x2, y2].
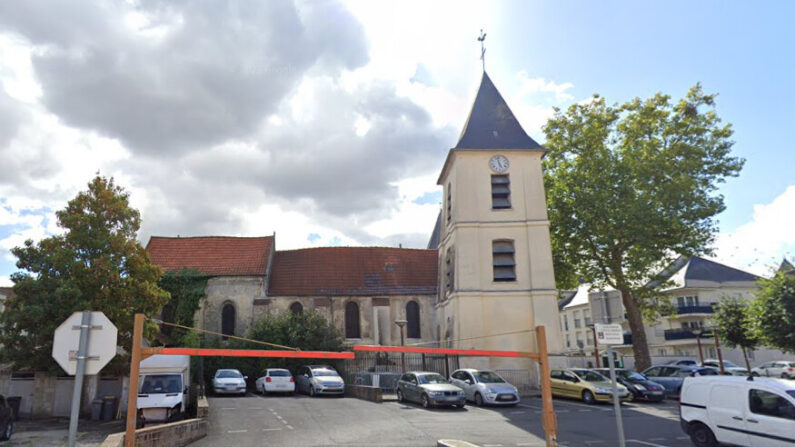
[586, 331, 594, 346]
[576, 333, 584, 349]
[565, 335, 571, 348]
[289, 302, 303, 315]
[677, 295, 699, 308]
[446, 182, 452, 224]
[221, 303, 235, 337]
[491, 175, 511, 209]
[574, 310, 582, 328]
[492, 240, 516, 281]
[563, 315, 569, 331]
[406, 301, 420, 339]
[445, 246, 455, 293]
[345, 301, 360, 339]
[584, 311, 592, 326]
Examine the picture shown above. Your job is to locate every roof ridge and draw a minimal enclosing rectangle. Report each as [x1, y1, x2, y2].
[148, 235, 273, 240]
[275, 246, 436, 254]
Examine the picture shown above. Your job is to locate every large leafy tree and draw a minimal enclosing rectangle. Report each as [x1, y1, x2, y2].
[0, 176, 169, 373]
[712, 297, 757, 371]
[749, 272, 795, 354]
[158, 268, 207, 346]
[543, 85, 743, 371]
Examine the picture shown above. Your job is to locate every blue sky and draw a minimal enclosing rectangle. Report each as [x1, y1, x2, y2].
[0, 0, 793, 285]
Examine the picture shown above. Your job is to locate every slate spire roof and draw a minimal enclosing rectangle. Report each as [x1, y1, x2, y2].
[454, 71, 543, 150]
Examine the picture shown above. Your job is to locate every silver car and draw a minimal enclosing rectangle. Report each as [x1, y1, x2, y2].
[396, 371, 465, 408]
[295, 365, 345, 396]
[212, 369, 247, 395]
[449, 369, 520, 406]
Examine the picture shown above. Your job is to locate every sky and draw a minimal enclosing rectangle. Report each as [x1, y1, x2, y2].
[1, 0, 794, 286]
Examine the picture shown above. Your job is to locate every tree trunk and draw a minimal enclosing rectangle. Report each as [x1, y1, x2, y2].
[620, 288, 652, 372]
[741, 346, 751, 373]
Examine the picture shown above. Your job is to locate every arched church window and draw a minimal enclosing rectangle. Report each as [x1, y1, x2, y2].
[221, 303, 236, 337]
[345, 301, 360, 339]
[406, 301, 420, 339]
[289, 301, 303, 315]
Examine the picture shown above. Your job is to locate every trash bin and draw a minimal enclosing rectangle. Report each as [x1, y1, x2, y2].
[90, 399, 103, 421]
[6, 397, 20, 421]
[102, 395, 117, 421]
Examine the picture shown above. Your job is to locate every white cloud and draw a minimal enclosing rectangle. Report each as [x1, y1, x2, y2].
[712, 185, 795, 276]
[516, 70, 574, 102]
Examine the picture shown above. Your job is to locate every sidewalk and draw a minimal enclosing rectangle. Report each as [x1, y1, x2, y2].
[7, 418, 124, 446]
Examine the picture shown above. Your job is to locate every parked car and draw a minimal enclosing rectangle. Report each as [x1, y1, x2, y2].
[641, 365, 719, 398]
[449, 369, 520, 406]
[255, 368, 295, 395]
[295, 365, 345, 396]
[549, 369, 630, 405]
[212, 369, 247, 396]
[701, 359, 749, 376]
[0, 395, 13, 441]
[592, 368, 665, 402]
[396, 372, 465, 409]
[680, 375, 795, 447]
[752, 361, 795, 379]
[666, 359, 699, 366]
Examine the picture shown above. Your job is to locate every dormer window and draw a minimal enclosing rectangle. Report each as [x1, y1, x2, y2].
[491, 175, 511, 209]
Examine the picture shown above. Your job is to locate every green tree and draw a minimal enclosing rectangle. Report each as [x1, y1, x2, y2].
[158, 268, 207, 346]
[543, 85, 743, 371]
[749, 272, 795, 354]
[712, 297, 757, 371]
[0, 176, 169, 373]
[202, 310, 345, 386]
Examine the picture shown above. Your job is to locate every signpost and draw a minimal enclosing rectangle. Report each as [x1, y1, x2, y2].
[52, 311, 117, 447]
[594, 323, 626, 447]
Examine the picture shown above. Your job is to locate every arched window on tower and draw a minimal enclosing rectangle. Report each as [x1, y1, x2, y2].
[406, 301, 420, 339]
[345, 301, 360, 339]
[289, 301, 303, 315]
[221, 303, 236, 337]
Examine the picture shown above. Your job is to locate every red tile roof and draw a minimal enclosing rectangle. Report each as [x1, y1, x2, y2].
[269, 247, 438, 296]
[146, 236, 273, 276]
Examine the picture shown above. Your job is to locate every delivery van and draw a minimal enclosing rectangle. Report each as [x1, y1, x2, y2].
[679, 375, 795, 447]
[137, 355, 191, 426]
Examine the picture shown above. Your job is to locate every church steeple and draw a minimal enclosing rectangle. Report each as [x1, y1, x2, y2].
[454, 72, 543, 150]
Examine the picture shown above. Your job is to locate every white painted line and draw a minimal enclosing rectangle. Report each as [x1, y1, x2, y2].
[262, 428, 281, 432]
[676, 436, 690, 440]
[227, 429, 248, 433]
[627, 440, 669, 447]
[248, 407, 263, 410]
[281, 419, 289, 424]
[286, 425, 294, 430]
[518, 404, 542, 410]
[649, 438, 666, 441]
[483, 444, 503, 447]
[516, 443, 542, 446]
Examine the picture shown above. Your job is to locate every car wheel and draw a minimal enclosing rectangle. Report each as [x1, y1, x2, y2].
[751, 372, 759, 377]
[397, 390, 404, 403]
[474, 393, 484, 406]
[627, 391, 636, 402]
[421, 394, 431, 409]
[455, 403, 465, 408]
[309, 386, 316, 397]
[689, 422, 717, 447]
[782, 373, 791, 379]
[582, 390, 596, 405]
[0, 420, 12, 441]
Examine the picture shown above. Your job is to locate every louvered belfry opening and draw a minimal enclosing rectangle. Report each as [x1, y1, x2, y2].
[492, 240, 516, 281]
[491, 175, 511, 209]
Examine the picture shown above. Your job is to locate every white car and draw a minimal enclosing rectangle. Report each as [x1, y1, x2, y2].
[212, 369, 247, 395]
[255, 368, 295, 394]
[295, 365, 345, 396]
[449, 369, 520, 406]
[752, 361, 795, 379]
[680, 375, 795, 447]
[701, 359, 748, 376]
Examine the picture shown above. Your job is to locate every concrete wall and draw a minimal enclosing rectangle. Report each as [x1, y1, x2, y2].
[346, 384, 382, 403]
[101, 418, 207, 447]
[0, 372, 105, 419]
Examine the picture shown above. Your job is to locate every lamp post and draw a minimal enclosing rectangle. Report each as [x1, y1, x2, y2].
[692, 328, 704, 364]
[395, 319, 407, 373]
[589, 324, 601, 368]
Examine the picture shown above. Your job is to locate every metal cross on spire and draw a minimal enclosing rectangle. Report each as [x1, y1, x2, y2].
[477, 29, 487, 72]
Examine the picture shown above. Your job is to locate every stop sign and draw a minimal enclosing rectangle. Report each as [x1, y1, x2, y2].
[52, 312, 118, 375]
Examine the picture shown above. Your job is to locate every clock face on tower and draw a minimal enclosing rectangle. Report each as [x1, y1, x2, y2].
[489, 155, 510, 173]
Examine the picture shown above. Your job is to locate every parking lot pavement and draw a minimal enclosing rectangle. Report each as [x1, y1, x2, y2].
[195, 393, 692, 447]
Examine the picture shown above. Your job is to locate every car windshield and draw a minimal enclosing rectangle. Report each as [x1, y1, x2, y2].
[572, 370, 608, 382]
[788, 391, 795, 399]
[418, 374, 448, 385]
[268, 370, 291, 377]
[474, 371, 505, 384]
[313, 369, 338, 377]
[216, 370, 243, 379]
[140, 374, 182, 393]
[614, 370, 646, 381]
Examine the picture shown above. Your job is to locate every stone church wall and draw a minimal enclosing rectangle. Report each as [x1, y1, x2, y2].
[197, 276, 266, 337]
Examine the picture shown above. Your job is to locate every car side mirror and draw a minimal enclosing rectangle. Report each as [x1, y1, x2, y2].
[465, 379, 473, 385]
[304, 374, 309, 378]
[570, 377, 580, 383]
[244, 376, 248, 380]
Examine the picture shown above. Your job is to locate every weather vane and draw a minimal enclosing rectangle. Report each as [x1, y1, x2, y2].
[477, 29, 487, 72]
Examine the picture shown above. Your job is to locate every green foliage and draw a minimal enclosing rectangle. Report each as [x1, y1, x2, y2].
[158, 268, 207, 346]
[0, 176, 169, 373]
[750, 272, 795, 354]
[712, 297, 757, 366]
[201, 310, 345, 386]
[543, 85, 744, 370]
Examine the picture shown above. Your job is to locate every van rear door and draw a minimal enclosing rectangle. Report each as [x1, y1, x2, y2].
[707, 384, 751, 446]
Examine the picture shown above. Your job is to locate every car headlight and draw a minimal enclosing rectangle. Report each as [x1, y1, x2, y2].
[484, 390, 497, 396]
[634, 384, 646, 391]
[596, 387, 612, 394]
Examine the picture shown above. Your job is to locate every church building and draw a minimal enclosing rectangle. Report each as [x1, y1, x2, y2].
[146, 71, 563, 366]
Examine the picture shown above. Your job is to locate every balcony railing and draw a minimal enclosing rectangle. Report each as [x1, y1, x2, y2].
[676, 305, 715, 315]
[664, 329, 715, 341]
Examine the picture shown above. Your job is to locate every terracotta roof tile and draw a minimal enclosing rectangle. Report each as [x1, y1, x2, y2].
[269, 247, 438, 296]
[146, 236, 273, 276]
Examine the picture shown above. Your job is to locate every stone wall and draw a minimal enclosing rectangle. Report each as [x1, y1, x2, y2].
[101, 418, 207, 447]
[197, 276, 266, 337]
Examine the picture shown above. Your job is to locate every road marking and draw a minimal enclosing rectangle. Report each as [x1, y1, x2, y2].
[227, 429, 248, 433]
[518, 404, 542, 410]
[262, 428, 281, 432]
[281, 419, 289, 424]
[286, 425, 294, 430]
[627, 440, 669, 447]
[676, 436, 690, 440]
[516, 443, 542, 446]
[247, 407, 263, 410]
[221, 407, 235, 410]
[483, 444, 503, 447]
[578, 409, 592, 412]
[649, 438, 666, 441]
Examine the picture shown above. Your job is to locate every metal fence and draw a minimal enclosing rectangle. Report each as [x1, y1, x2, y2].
[339, 352, 460, 392]
[494, 369, 538, 396]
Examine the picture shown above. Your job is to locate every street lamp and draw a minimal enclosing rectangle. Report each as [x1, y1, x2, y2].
[692, 328, 704, 364]
[394, 319, 407, 373]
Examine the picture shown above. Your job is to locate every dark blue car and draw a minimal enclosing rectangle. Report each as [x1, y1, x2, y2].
[593, 368, 666, 402]
[640, 365, 718, 399]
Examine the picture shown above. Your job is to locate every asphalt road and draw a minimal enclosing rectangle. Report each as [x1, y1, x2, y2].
[194, 393, 693, 447]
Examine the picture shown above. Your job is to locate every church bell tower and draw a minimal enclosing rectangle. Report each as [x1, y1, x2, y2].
[435, 71, 563, 369]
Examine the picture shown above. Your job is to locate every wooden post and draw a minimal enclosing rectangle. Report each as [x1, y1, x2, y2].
[125, 313, 144, 447]
[536, 326, 557, 447]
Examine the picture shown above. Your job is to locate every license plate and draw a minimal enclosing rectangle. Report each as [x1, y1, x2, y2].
[650, 391, 663, 395]
[498, 396, 514, 401]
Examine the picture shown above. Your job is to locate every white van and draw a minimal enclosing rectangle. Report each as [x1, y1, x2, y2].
[679, 375, 795, 447]
[137, 355, 191, 426]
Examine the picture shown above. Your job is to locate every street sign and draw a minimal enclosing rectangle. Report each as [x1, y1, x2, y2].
[52, 311, 117, 375]
[594, 323, 624, 345]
